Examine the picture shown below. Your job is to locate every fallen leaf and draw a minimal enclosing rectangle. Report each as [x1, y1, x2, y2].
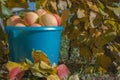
[67, 0, 72, 8]
[32, 50, 50, 65]
[47, 74, 60, 80]
[61, 10, 70, 27]
[58, 0, 67, 10]
[6, 0, 28, 8]
[89, 11, 97, 28]
[86, 0, 99, 12]
[31, 61, 57, 77]
[69, 74, 79, 80]
[50, 1, 57, 12]
[57, 64, 69, 80]
[8, 67, 24, 80]
[107, 6, 120, 18]
[77, 9, 86, 18]
[5, 61, 29, 71]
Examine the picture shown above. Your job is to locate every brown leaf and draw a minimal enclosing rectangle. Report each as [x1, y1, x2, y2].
[50, 1, 57, 12]
[39, 0, 48, 8]
[67, 0, 72, 8]
[47, 74, 60, 80]
[73, 19, 80, 26]
[61, 10, 70, 27]
[58, 0, 67, 10]
[32, 50, 50, 65]
[86, 0, 99, 12]
[6, 0, 28, 8]
[77, 9, 86, 18]
[5, 61, 29, 71]
[89, 11, 97, 28]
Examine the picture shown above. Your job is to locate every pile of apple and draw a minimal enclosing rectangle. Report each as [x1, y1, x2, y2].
[6, 9, 61, 27]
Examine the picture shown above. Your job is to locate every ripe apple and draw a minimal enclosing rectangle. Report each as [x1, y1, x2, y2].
[6, 15, 22, 26]
[52, 14, 61, 26]
[39, 13, 59, 26]
[35, 9, 47, 17]
[30, 23, 41, 27]
[14, 23, 26, 27]
[24, 12, 39, 26]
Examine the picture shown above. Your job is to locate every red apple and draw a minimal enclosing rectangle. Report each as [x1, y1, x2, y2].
[39, 13, 58, 26]
[14, 23, 26, 27]
[30, 23, 41, 27]
[6, 15, 22, 26]
[35, 9, 47, 17]
[24, 12, 39, 26]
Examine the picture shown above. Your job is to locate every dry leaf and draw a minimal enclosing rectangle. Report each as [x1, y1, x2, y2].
[73, 19, 80, 26]
[67, 0, 72, 8]
[77, 9, 86, 18]
[89, 11, 97, 28]
[61, 10, 70, 27]
[31, 61, 57, 77]
[58, 0, 67, 10]
[8, 67, 24, 80]
[57, 64, 69, 80]
[32, 50, 50, 65]
[69, 74, 79, 80]
[47, 74, 60, 80]
[6, 0, 28, 8]
[39, 0, 48, 7]
[86, 0, 99, 12]
[50, 1, 57, 12]
[5, 61, 29, 71]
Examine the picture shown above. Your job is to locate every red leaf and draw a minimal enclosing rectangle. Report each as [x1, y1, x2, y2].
[57, 64, 69, 80]
[8, 67, 24, 80]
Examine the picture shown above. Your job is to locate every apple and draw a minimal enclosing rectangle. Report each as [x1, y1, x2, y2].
[30, 23, 41, 27]
[35, 9, 47, 17]
[6, 15, 22, 26]
[24, 12, 39, 26]
[39, 13, 59, 26]
[52, 14, 61, 26]
[14, 23, 26, 27]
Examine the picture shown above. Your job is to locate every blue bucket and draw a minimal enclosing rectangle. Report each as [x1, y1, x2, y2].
[5, 26, 63, 64]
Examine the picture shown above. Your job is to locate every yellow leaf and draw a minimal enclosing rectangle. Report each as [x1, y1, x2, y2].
[58, 0, 67, 10]
[5, 61, 29, 71]
[31, 61, 57, 77]
[61, 10, 70, 27]
[77, 9, 86, 18]
[32, 50, 50, 65]
[38, 0, 48, 8]
[98, 66, 107, 73]
[86, 0, 99, 12]
[73, 19, 80, 26]
[97, 55, 112, 70]
[85, 66, 94, 73]
[47, 74, 60, 80]
[79, 47, 92, 59]
[89, 11, 97, 28]
[6, 0, 28, 8]
[49, 1, 57, 12]
[40, 61, 51, 69]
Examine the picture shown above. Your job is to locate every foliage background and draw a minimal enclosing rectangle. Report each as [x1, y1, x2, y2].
[1, 0, 120, 79]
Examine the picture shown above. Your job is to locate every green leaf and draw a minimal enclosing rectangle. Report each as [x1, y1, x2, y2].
[99, 8, 108, 17]
[104, 19, 119, 31]
[25, 58, 33, 65]
[107, 6, 120, 18]
[104, 31, 117, 42]
[0, 0, 5, 4]
[1, 4, 12, 16]
[97, 0, 105, 10]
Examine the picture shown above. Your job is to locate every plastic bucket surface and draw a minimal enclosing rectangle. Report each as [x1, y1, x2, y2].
[5, 26, 63, 64]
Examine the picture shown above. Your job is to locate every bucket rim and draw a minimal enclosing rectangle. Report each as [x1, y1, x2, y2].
[5, 26, 64, 31]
